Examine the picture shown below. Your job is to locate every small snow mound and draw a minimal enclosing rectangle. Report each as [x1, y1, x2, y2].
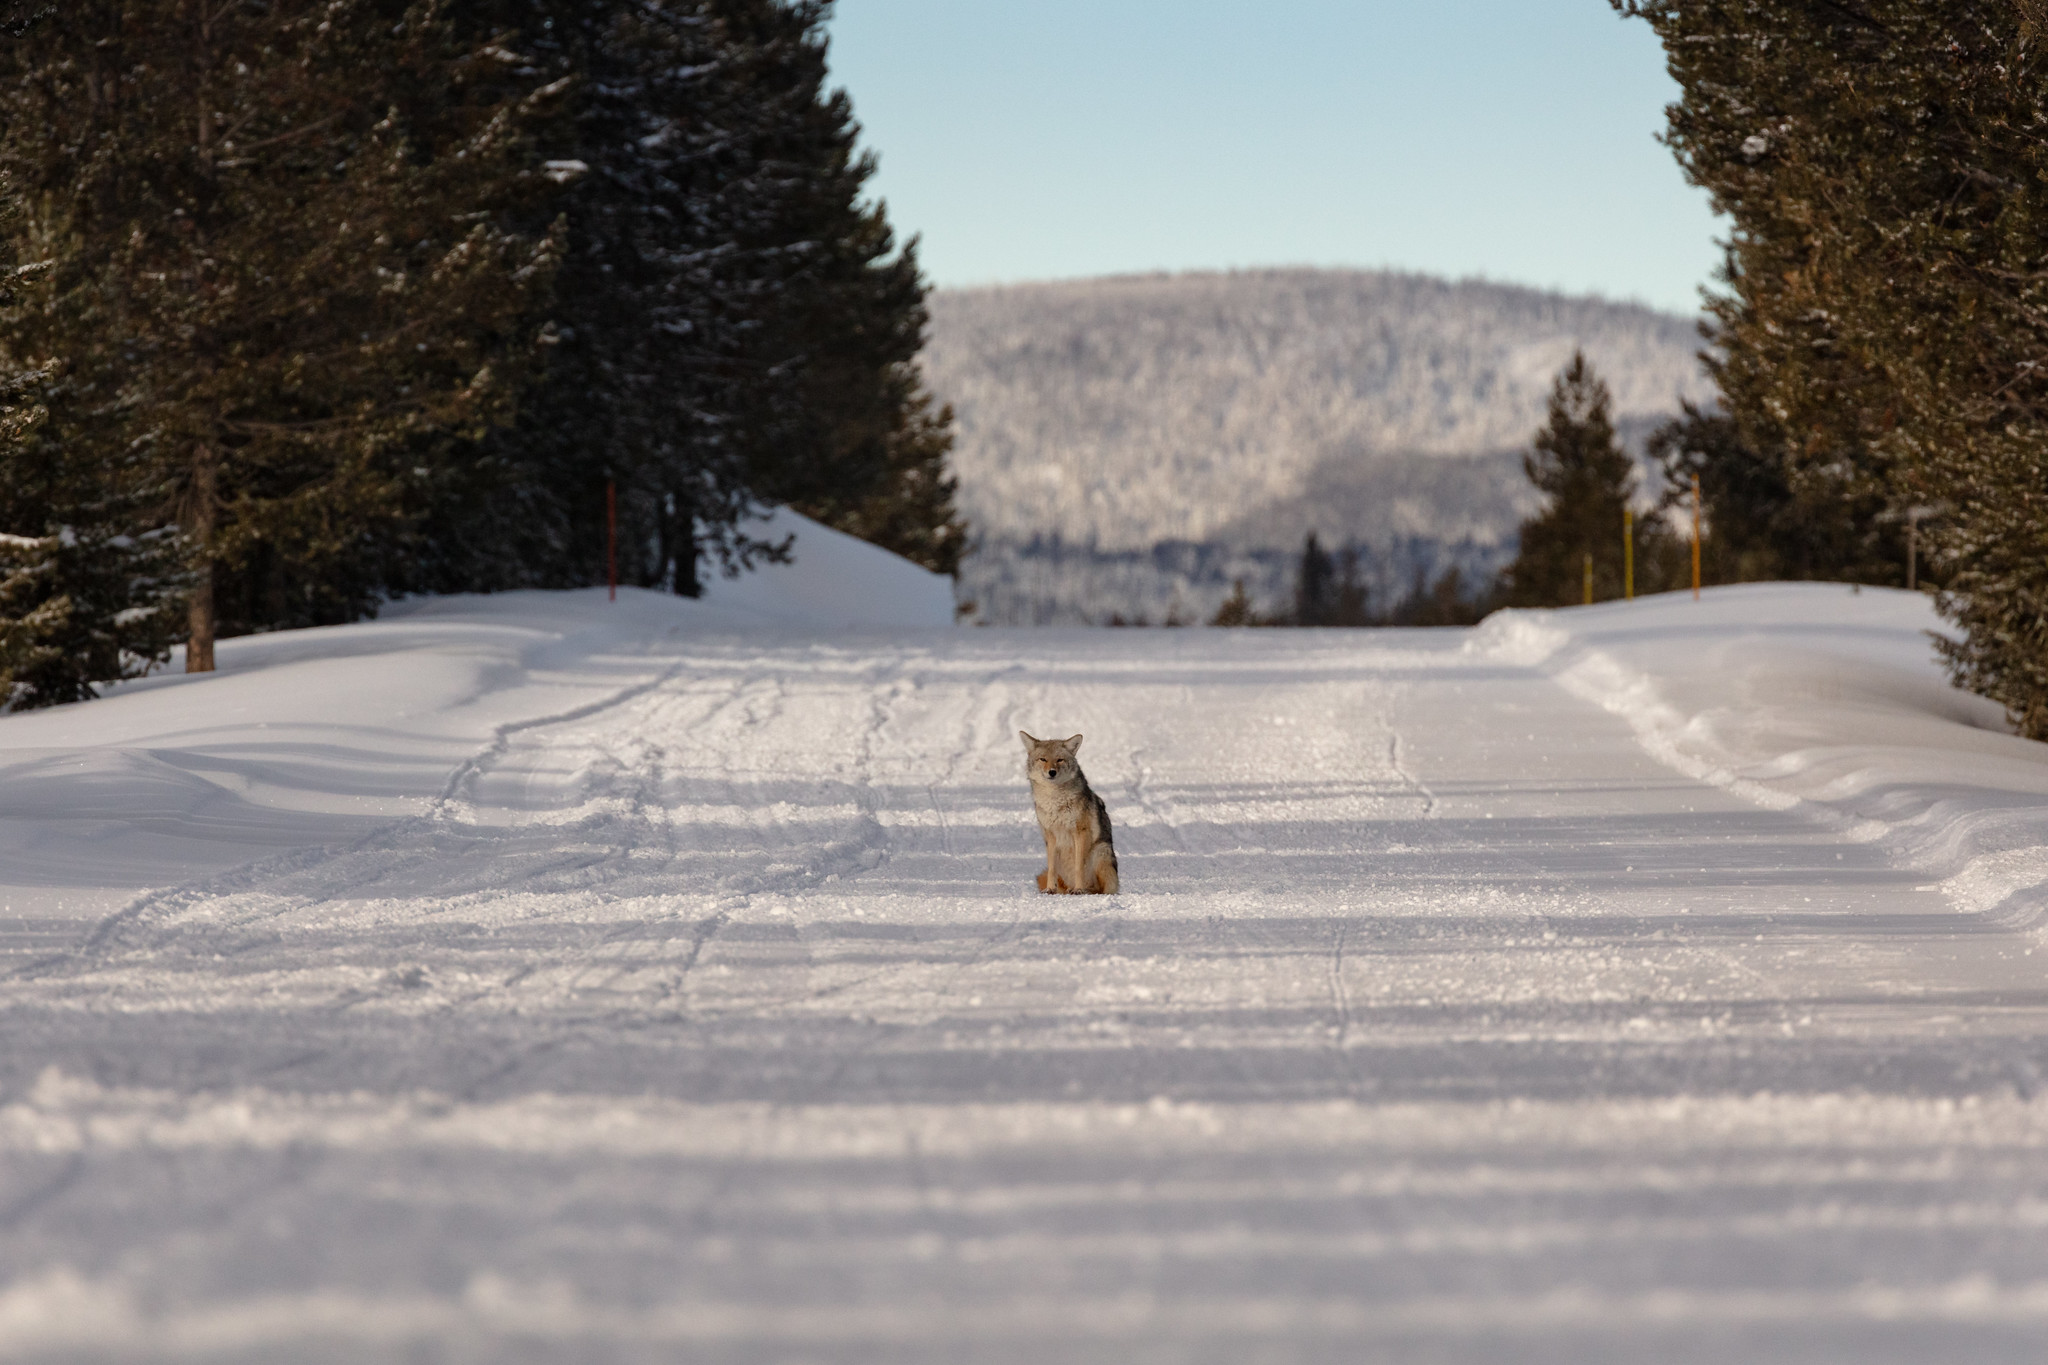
[1464, 609, 1567, 667]
[695, 507, 954, 629]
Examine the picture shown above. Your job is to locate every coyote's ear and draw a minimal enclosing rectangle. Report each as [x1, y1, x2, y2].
[1066, 734, 1083, 752]
[1019, 730, 1039, 749]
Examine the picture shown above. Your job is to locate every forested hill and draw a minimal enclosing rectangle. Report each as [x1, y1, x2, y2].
[922, 270, 1713, 622]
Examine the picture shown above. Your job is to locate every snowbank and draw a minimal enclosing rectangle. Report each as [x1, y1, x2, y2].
[1469, 583, 2048, 929]
[687, 506, 955, 629]
[0, 508, 950, 916]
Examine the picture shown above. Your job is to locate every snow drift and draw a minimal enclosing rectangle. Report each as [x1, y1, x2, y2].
[1470, 583, 2048, 930]
[7, 576, 2048, 1361]
[0, 508, 952, 920]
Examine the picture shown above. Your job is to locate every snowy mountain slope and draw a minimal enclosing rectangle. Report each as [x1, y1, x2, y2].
[5, 587, 2048, 1361]
[923, 269, 1712, 621]
[925, 269, 1710, 550]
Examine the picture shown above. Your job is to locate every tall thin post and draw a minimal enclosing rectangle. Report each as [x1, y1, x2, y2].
[1691, 474, 1702, 602]
[606, 480, 617, 603]
[1582, 551, 1593, 606]
[186, 444, 218, 673]
[1623, 507, 1635, 601]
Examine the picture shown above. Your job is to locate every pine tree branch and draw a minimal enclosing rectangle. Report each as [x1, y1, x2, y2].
[227, 112, 344, 156]
[1804, 0, 1889, 36]
[0, 3, 51, 38]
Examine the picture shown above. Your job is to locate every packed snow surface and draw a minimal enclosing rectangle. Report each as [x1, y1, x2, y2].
[5, 575, 2048, 1364]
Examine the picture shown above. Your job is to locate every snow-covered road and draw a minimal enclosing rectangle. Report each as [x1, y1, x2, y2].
[6, 573, 2048, 1363]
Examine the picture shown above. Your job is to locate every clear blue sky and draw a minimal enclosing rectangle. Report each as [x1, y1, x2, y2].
[823, 1, 1721, 317]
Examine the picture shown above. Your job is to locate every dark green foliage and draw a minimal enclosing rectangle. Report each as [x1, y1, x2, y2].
[422, 0, 794, 596]
[1645, 399, 1890, 588]
[0, 519, 184, 707]
[1501, 352, 1683, 606]
[0, 171, 44, 456]
[0, 165, 182, 705]
[1210, 549, 1491, 631]
[425, 0, 963, 596]
[0, 0, 561, 677]
[0, 0, 961, 708]
[1210, 580, 1256, 627]
[1618, 1, 2048, 734]
[1290, 534, 1371, 626]
[1611, 1, 1909, 589]
[696, 0, 963, 579]
[0, 4, 49, 37]
[0, 170, 55, 688]
[1294, 532, 1336, 625]
[1382, 565, 1493, 627]
[1648, 402, 1784, 585]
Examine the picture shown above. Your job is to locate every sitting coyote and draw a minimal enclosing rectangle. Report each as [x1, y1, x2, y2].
[1019, 731, 1120, 894]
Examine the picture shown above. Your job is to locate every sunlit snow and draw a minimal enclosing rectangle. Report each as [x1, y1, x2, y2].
[4, 532, 2048, 1362]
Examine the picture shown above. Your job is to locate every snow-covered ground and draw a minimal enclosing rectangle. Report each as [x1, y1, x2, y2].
[5, 560, 2048, 1363]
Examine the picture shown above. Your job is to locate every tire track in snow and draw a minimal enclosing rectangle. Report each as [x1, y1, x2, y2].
[752, 647, 1049, 1018]
[11, 658, 699, 985]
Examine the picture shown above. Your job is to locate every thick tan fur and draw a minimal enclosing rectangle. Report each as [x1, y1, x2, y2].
[1019, 731, 1119, 894]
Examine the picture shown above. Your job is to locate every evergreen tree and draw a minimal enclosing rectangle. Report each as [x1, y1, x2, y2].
[1, 0, 960, 712]
[1618, 1, 2048, 733]
[0, 164, 183, 707]
[1385, 565, 1493, 627]
[0, 0, 561, 672]
[1210, 579, 1256, 627]
[1648, 403, 1781, 585]
[1329, 545, 1372, 626]
[0, 170, 44, 459]
[1502, 353, 1644, 606]
[792, 375, 968, 578]
[735, 0, 963, 574]
[1612, 2, 1905, 588]
[0, 168, 59, 695]
[429, 0, 963, 597]
[1294, 531, 1336, 625]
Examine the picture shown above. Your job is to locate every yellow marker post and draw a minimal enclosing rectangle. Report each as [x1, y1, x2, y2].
[1691, 474, 1702, 601]
[1624, 507, 1634, 600]
[1583, 551, 1593, 606]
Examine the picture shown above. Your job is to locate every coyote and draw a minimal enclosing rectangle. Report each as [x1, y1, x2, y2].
[1019, 732, 1120, 894]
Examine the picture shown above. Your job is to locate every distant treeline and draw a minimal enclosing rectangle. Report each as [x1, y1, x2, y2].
[0, 0, 962, 706]
[1197, 352, 1696, 628]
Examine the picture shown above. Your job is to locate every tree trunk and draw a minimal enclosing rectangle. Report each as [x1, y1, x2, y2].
[663, 488, 701, 597]
[186, 444, 217, 673]
[186, 4, 217, 674]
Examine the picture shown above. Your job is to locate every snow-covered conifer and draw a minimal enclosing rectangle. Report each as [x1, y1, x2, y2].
[0, 1, 561, 669]
[1502, 353, 1668, 606]
[428, 0, 962, 595]
[0, 164, 183, 707]
[1620, 0, 2048, 735]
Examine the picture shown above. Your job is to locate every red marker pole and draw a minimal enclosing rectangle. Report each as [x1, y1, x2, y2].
[606, 480, 617, 602]
[1691, 474, 1702, 602]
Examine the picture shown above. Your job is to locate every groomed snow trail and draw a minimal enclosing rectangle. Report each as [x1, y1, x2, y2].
[6, 606, 2048, 1363]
